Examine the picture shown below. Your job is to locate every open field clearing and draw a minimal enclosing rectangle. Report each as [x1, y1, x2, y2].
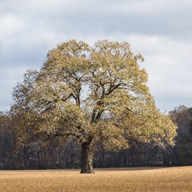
[0, 166, 192, 192]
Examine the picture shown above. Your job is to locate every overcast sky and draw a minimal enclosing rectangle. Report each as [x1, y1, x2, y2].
[0, 0, 192, 112]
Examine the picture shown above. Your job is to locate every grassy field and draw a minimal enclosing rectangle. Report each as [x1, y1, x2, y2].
[0, 166, 192, 192]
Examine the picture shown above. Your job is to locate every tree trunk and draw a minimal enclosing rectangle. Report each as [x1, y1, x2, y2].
[80, 141, 94, 173]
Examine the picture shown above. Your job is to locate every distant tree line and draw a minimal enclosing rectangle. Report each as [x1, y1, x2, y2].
[0, 105, 191, 169]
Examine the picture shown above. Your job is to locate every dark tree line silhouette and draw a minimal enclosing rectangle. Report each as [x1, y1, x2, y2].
[0, 105, 191, 170]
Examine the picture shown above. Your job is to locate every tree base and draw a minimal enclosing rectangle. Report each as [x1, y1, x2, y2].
[80, 170, 95, 174]
[81, 142, 94, 174]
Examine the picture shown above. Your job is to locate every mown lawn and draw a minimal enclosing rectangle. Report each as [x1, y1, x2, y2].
[0, 166, 192, 192]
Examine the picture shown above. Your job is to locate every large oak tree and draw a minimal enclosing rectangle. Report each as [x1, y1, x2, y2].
[12, 40, 176, 173]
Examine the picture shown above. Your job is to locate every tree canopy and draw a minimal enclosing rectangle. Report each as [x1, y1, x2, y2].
[11, 40, 176, 173]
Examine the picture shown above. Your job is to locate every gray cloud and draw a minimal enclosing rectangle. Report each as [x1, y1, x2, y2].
[2, 0, 192, 37]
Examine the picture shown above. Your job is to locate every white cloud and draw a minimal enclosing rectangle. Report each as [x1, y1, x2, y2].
[0, 15, 23, 34]
[126, 35, 192, 111]
[0, 66, 29, 111]
[0, 15, 24, 46]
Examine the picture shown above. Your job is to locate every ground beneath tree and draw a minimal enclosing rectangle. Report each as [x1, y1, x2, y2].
[0, 167, 191, 192]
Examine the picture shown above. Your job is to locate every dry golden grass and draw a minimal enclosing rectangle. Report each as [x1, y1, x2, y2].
[0, 166, 192, 192]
